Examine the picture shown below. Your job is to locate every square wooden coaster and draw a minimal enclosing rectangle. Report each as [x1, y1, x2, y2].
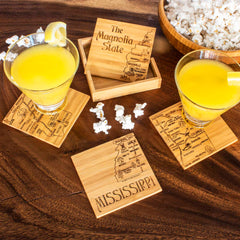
[2, 88, 90, 148]
[78, 37, 161, 102]
[149, 102, 238, 170]
[71, 133, 162, 218]
[85, 18, 156, 82]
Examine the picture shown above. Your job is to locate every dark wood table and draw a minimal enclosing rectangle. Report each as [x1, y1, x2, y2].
[1, 1, 240, 239]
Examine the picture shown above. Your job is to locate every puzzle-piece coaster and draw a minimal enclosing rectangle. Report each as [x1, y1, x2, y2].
[149, 102, 238, 170]
[2, 88, 90, 148]
[71, 133, 162, 218]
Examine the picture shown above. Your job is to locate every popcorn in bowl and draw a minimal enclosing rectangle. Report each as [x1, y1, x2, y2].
[164, 0, 240, 51]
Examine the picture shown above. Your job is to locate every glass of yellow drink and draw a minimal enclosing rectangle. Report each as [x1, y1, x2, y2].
[175, 49, 240, 127]
[3, 32, 79, 114]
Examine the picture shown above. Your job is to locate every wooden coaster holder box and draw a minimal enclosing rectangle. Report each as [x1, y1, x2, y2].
[78, 37, 162, 102]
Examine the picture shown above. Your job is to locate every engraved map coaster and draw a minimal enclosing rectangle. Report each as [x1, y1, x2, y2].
[2, 88, 90, 148]
[85, 18, 156, 82]
[149, 102, 238, 170]
[71, 133, 162, 218]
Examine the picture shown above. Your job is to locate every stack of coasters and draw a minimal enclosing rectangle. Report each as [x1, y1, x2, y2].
[78, 18, 162, 101]
[71, 133, 162, 218]
[2, 89, 90, 148]
[149, 102, 238, 169]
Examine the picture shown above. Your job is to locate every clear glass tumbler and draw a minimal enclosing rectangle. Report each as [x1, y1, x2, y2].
[175, 49, 240, 128]
[4, 32, 79, 114]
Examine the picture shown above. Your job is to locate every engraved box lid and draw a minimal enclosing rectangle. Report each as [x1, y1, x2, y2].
[85, 18, 156, 82]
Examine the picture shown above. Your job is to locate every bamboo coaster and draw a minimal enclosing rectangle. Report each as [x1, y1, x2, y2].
[149, 102, 238, 170]
[85, 18, 156, 82]
[71, 133, 162, 218]
[2, 88, 90, 148]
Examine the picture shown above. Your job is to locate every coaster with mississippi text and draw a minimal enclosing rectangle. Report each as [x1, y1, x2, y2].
[71, 133, 162, 218]
[149, 102, 238, 170]
[2, 88, 90, 148]
[85, 18, 156, 82]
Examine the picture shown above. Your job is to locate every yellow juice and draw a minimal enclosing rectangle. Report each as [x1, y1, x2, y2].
[177, 59, 240, 121]
[11, 44, 76, 106]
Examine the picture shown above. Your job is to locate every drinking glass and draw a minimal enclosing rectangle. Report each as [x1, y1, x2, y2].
[175, 49, 240, 128]
[4, 32, 79, 114]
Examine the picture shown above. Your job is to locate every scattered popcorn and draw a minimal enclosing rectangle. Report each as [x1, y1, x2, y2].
[90, 102, 112, 134]
[90, 102, 105, 120]
[93, 120, 112, 134]
[5, 52, 18, 61]
[0, 51, 6, 61]
[6, 35, 19, 48]
[0, 27, 45, 62]
[165, 0, 240, 50]
[36, 31, 45, 43]
[119, 115, 135, 130]
[90, 102, 147, 133]
[36, 27, 44, 33]
[17, 35, 31, 48]
[114, 104, 125, 118]
[90, 102, 104, 110]
[114, 105, 135, 130]
[133, 103, 147, 118]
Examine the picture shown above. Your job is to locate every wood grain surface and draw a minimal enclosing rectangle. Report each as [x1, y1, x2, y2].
[1, 1, 240, 239]
[30, 0, 160, 15]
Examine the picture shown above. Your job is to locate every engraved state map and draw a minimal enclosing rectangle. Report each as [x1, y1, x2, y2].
[150, 102, 238, 169]
[2, 89, 90, 147]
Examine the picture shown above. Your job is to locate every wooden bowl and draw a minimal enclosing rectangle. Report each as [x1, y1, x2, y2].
[158, 0, 240, 62]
